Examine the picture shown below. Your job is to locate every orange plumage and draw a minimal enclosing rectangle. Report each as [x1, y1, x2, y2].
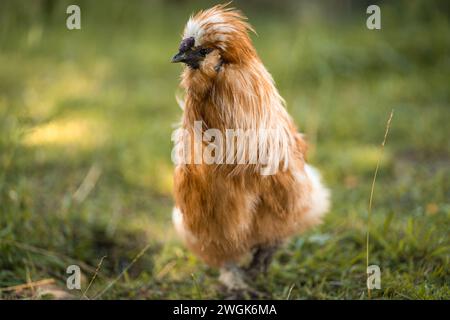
[171, 4, 330, 293]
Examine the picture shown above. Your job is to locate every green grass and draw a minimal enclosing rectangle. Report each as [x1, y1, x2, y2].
[0, 0, 449, 299]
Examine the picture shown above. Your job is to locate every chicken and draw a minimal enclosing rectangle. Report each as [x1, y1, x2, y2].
[171, 4, 330, 296]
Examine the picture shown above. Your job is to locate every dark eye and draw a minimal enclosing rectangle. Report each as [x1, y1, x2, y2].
[199, 48, 210, 56]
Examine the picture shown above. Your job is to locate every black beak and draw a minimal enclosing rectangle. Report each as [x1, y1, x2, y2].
[171, 51, 186, 63]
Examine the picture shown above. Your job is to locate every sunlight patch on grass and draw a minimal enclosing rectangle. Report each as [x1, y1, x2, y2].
[24, 61, 110, 119]
[121, 159, 174, 195]
[332, 145, 393, 173]
[23, 116, 107, 149]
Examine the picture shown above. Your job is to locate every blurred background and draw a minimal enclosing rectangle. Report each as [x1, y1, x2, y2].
[0, 0, 448, 299]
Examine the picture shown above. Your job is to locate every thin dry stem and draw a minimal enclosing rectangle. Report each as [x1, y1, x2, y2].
[366, 110, 394, 299]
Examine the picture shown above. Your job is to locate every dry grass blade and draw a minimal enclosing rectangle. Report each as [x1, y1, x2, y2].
[73, 163, 102, 203]
[4, 239, 102, 277]
[366, 109, 394, 299]
[155, 260, 177, 280]
[82, 255, 107, 299]
[0, 278, 55, 292]
[93, 243, 153, 299]
[286, 283, 295, 300]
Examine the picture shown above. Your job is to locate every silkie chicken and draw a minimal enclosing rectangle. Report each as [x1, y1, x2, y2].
[171, 4, 330, 297]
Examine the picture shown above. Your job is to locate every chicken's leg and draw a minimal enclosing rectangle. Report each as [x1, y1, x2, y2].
[219, 263, 265, 299]
[219, 264, 249, 291]
[245, 243, 280, 280]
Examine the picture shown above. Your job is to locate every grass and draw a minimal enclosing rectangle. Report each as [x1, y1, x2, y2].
[0, 0, 449, 299]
